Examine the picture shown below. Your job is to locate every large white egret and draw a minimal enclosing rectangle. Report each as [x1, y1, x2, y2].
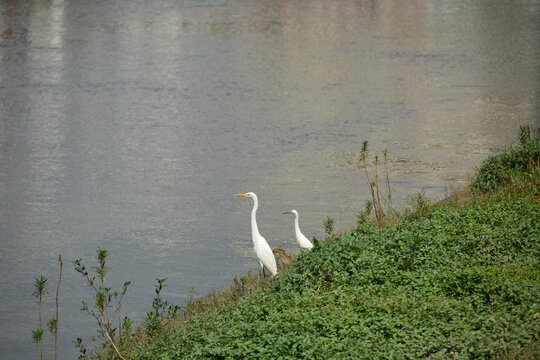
[234, 192, 278, 277]
[283, 209, 314, 249]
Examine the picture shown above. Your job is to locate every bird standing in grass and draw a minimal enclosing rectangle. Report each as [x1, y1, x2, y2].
[283, 209, 314, 249]
[234, 192, 278, 277]
[273, 248, 293, 269]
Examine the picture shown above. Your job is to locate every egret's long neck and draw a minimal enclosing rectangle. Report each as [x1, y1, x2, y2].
[294, 214, 302, 238]
[251, 197, 261, 241]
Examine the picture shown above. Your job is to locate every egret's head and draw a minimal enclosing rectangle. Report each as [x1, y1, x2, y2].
[282, 209, 298, 216]
[234, 192, 257, 200]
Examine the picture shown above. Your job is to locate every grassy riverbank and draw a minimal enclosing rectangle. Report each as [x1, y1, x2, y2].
[102, 129, 539, 359]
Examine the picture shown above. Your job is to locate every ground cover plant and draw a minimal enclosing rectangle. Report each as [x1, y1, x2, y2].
[471, 126, 539, 194]
[94, 128, 539, 359]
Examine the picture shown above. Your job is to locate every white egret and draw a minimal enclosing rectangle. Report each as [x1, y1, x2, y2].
[283, 209, 314, 249]
[234, 192, 278, 277]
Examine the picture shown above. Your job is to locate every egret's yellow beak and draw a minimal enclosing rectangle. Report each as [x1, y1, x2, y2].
[234, 193, 248, 197]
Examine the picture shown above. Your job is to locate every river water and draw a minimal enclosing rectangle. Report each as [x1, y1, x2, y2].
[1, 0, 538, 358]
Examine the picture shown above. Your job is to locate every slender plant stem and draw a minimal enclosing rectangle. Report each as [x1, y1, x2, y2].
[384, 150, 393, 213]
[375, 156, 382, 218]
[91, 282, 105, 346]
[362, 157, 379, 219]
[39, 298, 43, 360]
[99, 310, 105, 347]
[117, 303, 122, 341]
[100, 274, 121, 352]
[102, 276, 115, 346]
[106, 331, 126, 360]
[55, 255, 62, 360]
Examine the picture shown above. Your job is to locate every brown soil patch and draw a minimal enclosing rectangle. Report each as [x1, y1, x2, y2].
[437, 189, 472, 207]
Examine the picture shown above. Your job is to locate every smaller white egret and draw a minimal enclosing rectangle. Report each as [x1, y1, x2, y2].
[234, 192, 278, 277]
[283, 209, 314, 249]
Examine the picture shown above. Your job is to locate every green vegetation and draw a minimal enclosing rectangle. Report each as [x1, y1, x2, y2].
[32, 328, 44, 360]
[472, 126, 539, 194]
[323, 216, 335, 236]
[357, 141, 396, 223]
[143, 278, 181, 337]
[31, 255, 63, 360]
[34, 127, 539, 359]
[95, 127, 537, 360]
[47, 317, 56, 360]
[114, 199, 538, 359]
[32, 275, 48, 360]
[74, 249, 131, 359]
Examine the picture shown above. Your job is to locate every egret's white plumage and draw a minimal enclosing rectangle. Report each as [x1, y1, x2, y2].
[234, 192, 278, 277]
[283, 209, 314, 249]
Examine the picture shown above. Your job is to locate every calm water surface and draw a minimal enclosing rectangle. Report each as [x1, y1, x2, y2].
[1, 0, 539, 358]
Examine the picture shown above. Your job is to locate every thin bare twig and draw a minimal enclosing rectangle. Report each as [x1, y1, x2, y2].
[383, 150, 393, 215]
[105, 332, 126, 360]
[359, 141, 379, 219]
[55, 255, 62, 360]
[375, 155, 383, 218]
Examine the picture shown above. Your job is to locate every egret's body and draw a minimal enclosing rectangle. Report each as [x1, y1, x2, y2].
[283, 210, 314, 249]
[235, 192, 278, 277]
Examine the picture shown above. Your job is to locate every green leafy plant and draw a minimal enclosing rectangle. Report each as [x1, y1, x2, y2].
[47, 318, 56, 360]
[73, 249, 129, 359]
[122, 316, 132, 336]
[32, 275, 48, 360]
[143, 312, 159, 337]
[472, 125, 539, 193]
[357, 200, 373, 224]
[357, 141, 396, 222]
[323, 216, 334, 236]
[143, 278, 181, 336]
[72, 338, 88, 360]
[32, 328, 44, 360]
[152, 278, 169, 318]
[404, 189, 431, 220]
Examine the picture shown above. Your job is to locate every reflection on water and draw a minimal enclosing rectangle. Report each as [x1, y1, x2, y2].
[1, 0, 539, 358]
